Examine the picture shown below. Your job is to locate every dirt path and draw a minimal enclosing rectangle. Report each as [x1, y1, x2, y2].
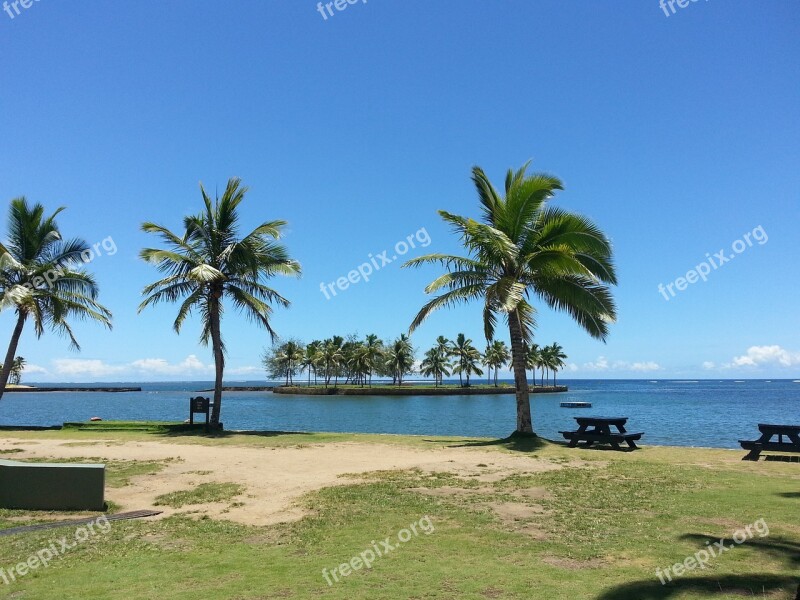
[1, 438, 562, 526]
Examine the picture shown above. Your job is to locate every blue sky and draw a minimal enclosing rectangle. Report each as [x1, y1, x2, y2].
[1, 0, 798, 382]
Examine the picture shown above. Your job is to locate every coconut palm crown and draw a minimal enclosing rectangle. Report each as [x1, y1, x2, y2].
[404, 162, 617, 434]
[138, 178, 300, 426]
[0, 198, 112, 400]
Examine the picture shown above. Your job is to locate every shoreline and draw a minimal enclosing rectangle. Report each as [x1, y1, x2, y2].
[273, 385, 568, 396]
[2, 386, 142, 393]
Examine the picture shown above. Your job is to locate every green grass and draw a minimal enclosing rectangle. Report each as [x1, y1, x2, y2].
[154, 483, 245, 508]
[0, 431, 798, 599]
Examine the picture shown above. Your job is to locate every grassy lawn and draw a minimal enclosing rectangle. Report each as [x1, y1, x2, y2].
[0, 429, 798, 599]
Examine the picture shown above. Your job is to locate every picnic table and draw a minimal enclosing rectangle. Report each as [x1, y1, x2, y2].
[739, 424, 800, 461]
[560, 416, 643, 451]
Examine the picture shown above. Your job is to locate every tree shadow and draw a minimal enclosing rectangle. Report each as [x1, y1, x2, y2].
[597, 532, 800, 599]
[679, 533, 800, 568]
[777, 491, 800, 498]
[440, 432, 551, 453]
[595, 574, 798, 600]
[155, 429, 315, 440]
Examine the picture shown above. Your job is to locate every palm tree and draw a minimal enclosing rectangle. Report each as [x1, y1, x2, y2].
[483, 344, 493, 385]
[420, 346, 452, 387]
[450, 333, 483, 387]
[321, 337, 344, 387]
[362, 334, 383, 387]
[10, 356, 25, 385]
[405, 163, 617, 434]
[526, 343, 541, 387]
[385, 334, 414, 386]
[274, 340, 304, 385]
[346, 342, 371, 387]
[543, 343, 567, 386]
[301, 341, 322, 386]
[485, 340, 510, 387]
[450, 333, 474, 387]
[139, 178, 300, 426]
[0, 198, 112, 400]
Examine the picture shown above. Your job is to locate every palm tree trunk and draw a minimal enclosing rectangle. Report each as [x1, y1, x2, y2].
[507, 309, 533, 434]
[209, 297, 224, 428]
[0, 311, 27, 401]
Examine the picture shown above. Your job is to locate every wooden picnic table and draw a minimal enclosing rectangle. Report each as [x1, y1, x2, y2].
[560, 416, 643, 451]
[740, 424, 800, 461]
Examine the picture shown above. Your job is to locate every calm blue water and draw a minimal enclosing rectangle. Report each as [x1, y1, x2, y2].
[1, 380, 798, 449]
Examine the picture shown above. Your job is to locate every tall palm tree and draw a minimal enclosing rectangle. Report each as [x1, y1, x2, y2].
[362, 334, 383, 387]
[0, 198, 112, 400]
[526, 343, 541, 387]
[10, 356, 25, 385]
[275, 340, 304, 385]
[483, 344, 494, 386]
[486, 340, 510, 387]
[405, 163, 617, 434]
[453, 347, 483, 387]
[543, 343, 567, 386]
[321, 337, 344, 387]
[301, 341, 322, 386]
[385, 334, 414, 386]
[139, 178, 300, 426]
[420, 345, 452, 387]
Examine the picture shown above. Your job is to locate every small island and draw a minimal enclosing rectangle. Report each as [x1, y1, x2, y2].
[274, 384, 567, 396]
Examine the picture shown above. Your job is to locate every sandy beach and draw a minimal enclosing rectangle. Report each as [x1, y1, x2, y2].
[0, 437, 564, 526]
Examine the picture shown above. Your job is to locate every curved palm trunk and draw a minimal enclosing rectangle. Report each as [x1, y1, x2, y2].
[209, 296, 224, 428]
[0, 311, 27, 401]
[508, 309, 533, 434]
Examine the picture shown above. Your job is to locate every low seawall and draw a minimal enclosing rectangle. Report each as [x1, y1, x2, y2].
[4, 386, 142, 393]
[197, 386, 275, 392]
[274, 385, 568, 396]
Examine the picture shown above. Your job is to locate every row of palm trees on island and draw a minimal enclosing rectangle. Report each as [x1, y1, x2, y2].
[0, 162, 616, 434]
[263, 335, 568, 388]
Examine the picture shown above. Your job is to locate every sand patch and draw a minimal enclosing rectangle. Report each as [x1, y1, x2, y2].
[540, 555, 605, 569]
[0, 438, 564, 527]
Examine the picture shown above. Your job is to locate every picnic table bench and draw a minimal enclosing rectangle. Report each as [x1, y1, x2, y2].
[560, 416, 643, 451]
[740, 424, 800, 461]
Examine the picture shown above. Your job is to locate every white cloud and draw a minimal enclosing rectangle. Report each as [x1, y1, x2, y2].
[227, 366, 261, 375]
[583, 356, 610, 371]
[629, 361, 662, 372]
[22, 364, 48, 375]
[702, 361, 716, 370]
[130, 355, 213, 375]
[731, 345, 800, 368]
[47, 355, 234, 380]
[577, 356, 662, 372]
[53, 359, 128, 377]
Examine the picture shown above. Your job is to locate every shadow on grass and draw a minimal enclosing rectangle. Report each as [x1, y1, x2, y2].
[595, 574, 798, 600]
[777, 491, 800, 499]
[439, 432, 551, 453]
[679, 534, 800, 568]
[154, 429, 316, 439]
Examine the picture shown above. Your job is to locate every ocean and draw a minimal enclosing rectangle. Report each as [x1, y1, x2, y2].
[1, 379, 798, 449]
